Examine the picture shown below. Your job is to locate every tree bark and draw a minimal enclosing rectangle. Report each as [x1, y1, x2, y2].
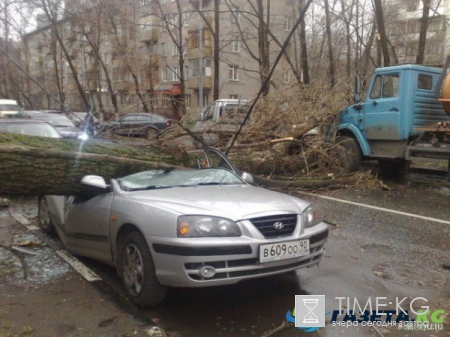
[416, 0, 431, 64]
[0, 134, 188, 196]
[373, 0, 390, 67]
[324, 0, 336, 88]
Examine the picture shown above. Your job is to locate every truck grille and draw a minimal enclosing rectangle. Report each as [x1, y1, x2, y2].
[249, 214, 297, 238]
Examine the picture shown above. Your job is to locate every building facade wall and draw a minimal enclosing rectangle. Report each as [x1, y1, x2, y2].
[22, 0, 294, 119]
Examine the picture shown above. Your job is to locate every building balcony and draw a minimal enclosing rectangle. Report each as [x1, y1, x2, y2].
[114, 81, 134, 91]
[140, 28, 158, 42]
[188, 76, 212, 89]
[186, 46, 212, 60]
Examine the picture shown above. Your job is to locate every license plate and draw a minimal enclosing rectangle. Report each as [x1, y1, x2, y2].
[259, 239, 310, 263]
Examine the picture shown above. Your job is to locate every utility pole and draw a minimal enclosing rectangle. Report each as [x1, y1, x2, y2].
[198, 0, 204, 116]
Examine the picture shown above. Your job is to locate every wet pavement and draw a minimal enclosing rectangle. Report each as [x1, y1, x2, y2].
[1, 173, 449, 336]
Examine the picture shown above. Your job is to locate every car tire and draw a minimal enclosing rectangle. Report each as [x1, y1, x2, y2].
[335, 136, 362, 172]
[119, 231, 167, 308]
[38, 196, 56, 235]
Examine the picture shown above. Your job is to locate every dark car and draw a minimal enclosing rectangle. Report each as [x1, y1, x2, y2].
[17, 112, 89, 140]
[0, 119, 61, 138]
[103, 113, 172, 138]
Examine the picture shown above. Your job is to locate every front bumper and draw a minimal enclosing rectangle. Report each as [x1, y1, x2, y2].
[148, 222, 329, 287]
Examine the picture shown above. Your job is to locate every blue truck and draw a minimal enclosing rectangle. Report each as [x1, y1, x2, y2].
[330, 64, 450, 175]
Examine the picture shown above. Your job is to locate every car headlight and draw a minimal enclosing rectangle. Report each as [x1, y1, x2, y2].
[302, 205, 322, 228]
[177, 215, 241, 237]
[77, 132, 89, 140]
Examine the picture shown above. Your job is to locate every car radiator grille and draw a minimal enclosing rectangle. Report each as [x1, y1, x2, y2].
[249, 214, 297, 238]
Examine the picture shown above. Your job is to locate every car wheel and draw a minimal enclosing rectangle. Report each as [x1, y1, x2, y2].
[120, 231, 167, 308]
[334, 136, 362, 172]
[146, 128, 158, 139]
[38, 196, 56, 235]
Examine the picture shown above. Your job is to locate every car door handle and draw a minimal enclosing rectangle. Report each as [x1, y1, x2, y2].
[390, 107, 399, 112]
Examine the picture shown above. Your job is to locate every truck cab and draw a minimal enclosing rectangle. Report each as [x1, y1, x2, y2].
[332, 65, 450, 172]
[194, 99, 249, 146]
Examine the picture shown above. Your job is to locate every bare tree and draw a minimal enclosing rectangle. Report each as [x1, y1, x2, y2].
[373, 0, 390, 67]
[324, 0, 336, 88]
[416, 0, 431, 64]
[154, 0, 190, 120]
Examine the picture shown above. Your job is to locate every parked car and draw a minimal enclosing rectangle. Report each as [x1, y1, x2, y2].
[38, 148, 329, 308]
[0, 119, 61, 138]
[17, 111, 89, 140]
[102, 112, 172, 138]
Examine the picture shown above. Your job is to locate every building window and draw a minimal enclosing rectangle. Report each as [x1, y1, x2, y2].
[160, 0, 166, 4]
[162, 67, 168, 82]
[182, 12, 191, 27]
[418, 74, 432, 90]
[229, 94, 239, 99]
[172, 42, 179, 55]
[283, 70, 291, 83]
[184, 65, 189, 80]
[190, 59, 212, 77]
[141, 22, 152, 31]
[285, 18, 292, 31]
[140, 0, 150, 6]
[161, 42, 167, 56]
[229, 65, 239, 81]
[162, 97, 169, 107]
[430, 0, 440, 8]
[185, 94, 191, 108]
[428, 19, 444, 32]
[172, 66, 180, 81]
[231, 36, 240, 52]
[230, 6, 240, 23]
[189, 30, 205, 49]
[406, 1, 418, 12]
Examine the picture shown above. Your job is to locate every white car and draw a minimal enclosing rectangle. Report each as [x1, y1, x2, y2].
[39, 149, 329, 307]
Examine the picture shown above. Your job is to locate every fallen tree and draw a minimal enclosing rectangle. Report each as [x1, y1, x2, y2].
[0, 134, 189, 195]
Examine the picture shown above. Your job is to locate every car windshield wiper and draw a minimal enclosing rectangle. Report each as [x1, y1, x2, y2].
[195, 182, 236, 186]
[126, 185, 170, 191]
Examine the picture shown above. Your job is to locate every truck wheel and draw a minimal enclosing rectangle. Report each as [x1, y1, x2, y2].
[335, 136, 362, 172]
[378, 159, 410, 175]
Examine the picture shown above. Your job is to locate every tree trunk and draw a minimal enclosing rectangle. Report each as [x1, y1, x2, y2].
[373, 0, 390, 67]
[416, 0, 431, 64]
[0, 134, 188, 196]
[299, 0, 310, 84]
[213, 0, 220, 100]
[324, 0, 336, 88]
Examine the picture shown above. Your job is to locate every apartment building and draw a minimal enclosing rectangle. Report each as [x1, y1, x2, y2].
[21, 0, 296, 119]
[388, 0, 448, 65]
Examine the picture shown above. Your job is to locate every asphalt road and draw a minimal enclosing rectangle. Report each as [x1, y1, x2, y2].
[75, 173, 450, 337]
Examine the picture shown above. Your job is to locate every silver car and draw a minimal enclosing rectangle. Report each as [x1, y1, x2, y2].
[39, 149, 328, 308]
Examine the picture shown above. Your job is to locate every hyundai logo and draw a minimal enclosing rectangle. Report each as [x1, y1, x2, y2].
[273, 222, 285, 229]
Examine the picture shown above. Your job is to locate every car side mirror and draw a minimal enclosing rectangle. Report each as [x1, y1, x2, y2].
[80, 175, 110, 198]
[241, 172, 254, 184]
[354, 75, 361, 103]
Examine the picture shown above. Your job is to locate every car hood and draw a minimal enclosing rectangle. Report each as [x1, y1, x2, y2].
[121, 185, 309, 220]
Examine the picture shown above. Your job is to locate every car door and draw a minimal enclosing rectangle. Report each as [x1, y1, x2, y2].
[63, 193, 114, 262]
[117, 115, 137, 135]
[363, 72, 403, 140]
